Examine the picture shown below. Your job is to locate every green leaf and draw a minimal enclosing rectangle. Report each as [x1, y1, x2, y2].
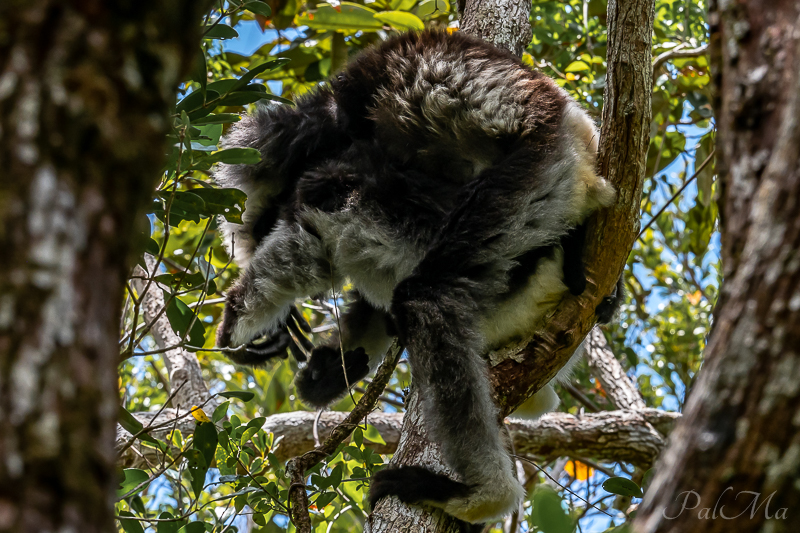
[298, 2, 383, 31]
[216, 90, 292, 107]
[247, 416, 267, 429]
[118, 407, 144, 437]
[329, 464, 343, 487]
[144, 237, 160, 256]
[191, 113, 241, 125]
[240, 426, 259, 446]
[391, 0, 417, 9]
[155, 272, 207, 292]
[186, 187, 247, 224]
[195, 123, 222, 147]
[210, 147, 262, 165]
[156, 513, 186, 533]
[219, 390, 256, 402]
[117, 511, 144, 533]
[184, 448, 208, 498]
[194, 421, 218, 466]
[374, 11, 425, 31]
[416, 0, 449, 18]
[233, 59, 292, 92]
[244, 1, 272, 17]
[177, 523, 206, 533]
[363, 424, 387, 445]
[565, 60, 591, 72]
[117, 469, 150, 498]
[531, 486, 576, 533]
[602, 476, 644, 497]
[176, 90, 220, 114]
[695, 132, 716, 207]
[163, 291, 206, 348]
[212, 401, 230, 423]
[315, 491, 337, 508]
[189, 48, 208, 96]
[204, 24, 239, 40]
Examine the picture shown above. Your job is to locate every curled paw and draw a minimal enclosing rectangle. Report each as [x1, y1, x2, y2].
[295, 345, 370, 407]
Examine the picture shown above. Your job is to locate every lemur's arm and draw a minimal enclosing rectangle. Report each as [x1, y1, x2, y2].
[216, 220, 333, 362]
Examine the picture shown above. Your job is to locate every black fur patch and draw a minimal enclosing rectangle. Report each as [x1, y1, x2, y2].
[369, 466, 471, 508]
[560, 224, 589, 296]
[295, 346, 370, 407]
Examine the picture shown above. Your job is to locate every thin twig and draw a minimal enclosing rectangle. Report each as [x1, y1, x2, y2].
[637, 149, 715, 240]
[652, 43, 709, 73]
[513, 455, 613, 518]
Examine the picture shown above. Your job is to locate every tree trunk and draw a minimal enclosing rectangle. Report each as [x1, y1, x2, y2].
[0, 2, 211, 531]
[460, 0, 532, 57]
[633, 2, 800, 532]
[366, 1, 654, 531]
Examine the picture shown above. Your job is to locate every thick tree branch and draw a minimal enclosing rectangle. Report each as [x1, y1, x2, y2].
[490, 0, 654, 417]
[118, 409, 679, 470]
[0, 2, 214, 530]
[460, 0, 532, 57]
[585, 328, 647, 411]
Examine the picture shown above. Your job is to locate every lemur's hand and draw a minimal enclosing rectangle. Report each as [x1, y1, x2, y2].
[217, 285, 313, 365]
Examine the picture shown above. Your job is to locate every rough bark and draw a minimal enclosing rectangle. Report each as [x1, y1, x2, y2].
[0, 2, 211, 532]
[585, 328, 647, 411]
[460, 0, 533, 57]
[633, 2, 800, 532]
[366, 1, 654, 530]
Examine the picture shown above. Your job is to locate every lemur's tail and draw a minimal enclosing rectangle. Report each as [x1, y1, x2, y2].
[368, 279, 524, 524]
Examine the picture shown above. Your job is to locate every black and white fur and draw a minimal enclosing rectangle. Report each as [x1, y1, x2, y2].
[215, 31, 619, 525]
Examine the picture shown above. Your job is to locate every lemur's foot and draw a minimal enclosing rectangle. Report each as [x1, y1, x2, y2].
[295, 346, 369, 407]
[368, 466, 471, 510]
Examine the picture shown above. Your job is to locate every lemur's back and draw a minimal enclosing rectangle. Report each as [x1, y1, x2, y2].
[333, 30, 567, 182]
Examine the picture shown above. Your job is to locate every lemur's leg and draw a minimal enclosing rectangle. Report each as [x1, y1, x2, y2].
[295, 294, 394, 407]
[217, 220, 334, 366]
[369, 144, 596, 523]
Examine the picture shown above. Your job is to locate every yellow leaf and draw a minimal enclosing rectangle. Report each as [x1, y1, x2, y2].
[565, 460, 594, 481]
[192, 406, 211, 423]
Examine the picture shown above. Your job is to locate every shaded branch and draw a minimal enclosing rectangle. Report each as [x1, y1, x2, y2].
[585, 328, 647, 411]
[652, 44, 708, 74]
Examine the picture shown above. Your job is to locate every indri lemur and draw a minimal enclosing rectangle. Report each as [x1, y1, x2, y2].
[216, 30, 619, 525]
